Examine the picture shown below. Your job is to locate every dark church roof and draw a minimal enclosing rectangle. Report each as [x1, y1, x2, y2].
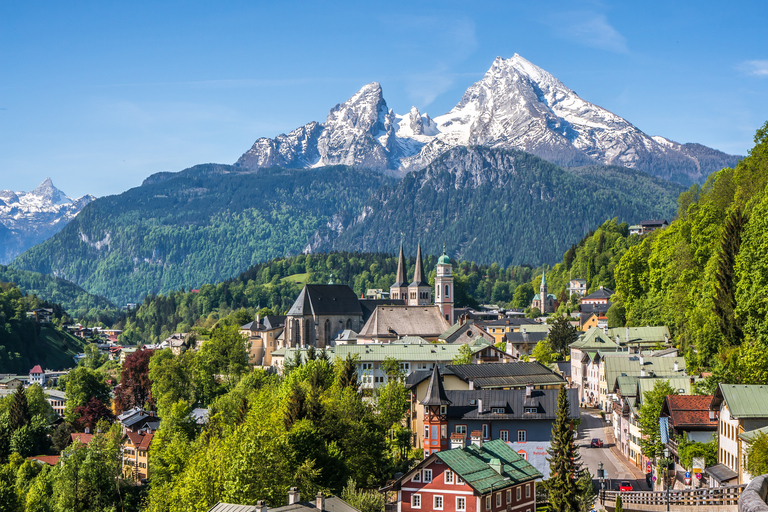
[287, 285, 363, 317]
[421, 364, 452, 406]
[409, 242, 429, 287]
[391, 243, 408, 288]
[582, 287, 614, 301]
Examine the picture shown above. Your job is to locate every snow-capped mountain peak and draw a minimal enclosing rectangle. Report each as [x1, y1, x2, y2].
[0, 179, 95, 263]
[236, 54, 740, 184]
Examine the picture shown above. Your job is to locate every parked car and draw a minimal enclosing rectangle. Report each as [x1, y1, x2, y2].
[590, 438, 604, 448]
[619, 481, 633, 492]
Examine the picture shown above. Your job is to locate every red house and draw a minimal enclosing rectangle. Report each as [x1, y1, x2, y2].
[384, 438, 541, 512]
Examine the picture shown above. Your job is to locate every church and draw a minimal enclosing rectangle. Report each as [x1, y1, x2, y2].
[530, 273, 556, 313]
[390, 241, 455, 324]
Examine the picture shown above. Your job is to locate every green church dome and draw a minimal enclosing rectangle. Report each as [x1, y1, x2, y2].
[438, 253, 451, 265]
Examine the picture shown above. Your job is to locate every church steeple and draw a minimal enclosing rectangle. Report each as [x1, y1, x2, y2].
[389, 242, 409, 301]
[420, 364, 451, 455]
[410, 241, 428, 287]
[408, 241, 431, 306]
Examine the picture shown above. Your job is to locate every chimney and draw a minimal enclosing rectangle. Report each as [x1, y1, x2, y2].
[674, 361, 679, 372]
[85, 427, 90, 434]
[664, 333, 669, 344]
[709, 410, 716, 421]
[469, 380, 474, 390]
[255, 501, 267, 512]
[477, 398, 483, 414]
[451, 432, 466, 450]
[489, 457, 502, 474]
[526, 383, 533, 397]
[471, 430, 483, 448]
[602, 326, 608, 335]
[316, 492, 325, 511]
[626, 326, 630, 345]
[640, 368, 646, 377]
[288, 488, 300, 505]
[639, 355, 644, 365]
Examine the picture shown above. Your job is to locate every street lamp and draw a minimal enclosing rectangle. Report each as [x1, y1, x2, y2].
[664, 448, 671, 512]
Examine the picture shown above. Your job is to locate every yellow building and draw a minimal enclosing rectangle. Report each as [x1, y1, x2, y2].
[122, 431, 153, 483]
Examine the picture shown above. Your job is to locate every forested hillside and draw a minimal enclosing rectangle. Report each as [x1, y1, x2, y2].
[118, 252, 546, 343]
[610, 123, 768, 382]
[13, 165, 395, 306]
[0, 283, 88, 373]
[0, 264, 115, 319]
[320, 147, 683, 266]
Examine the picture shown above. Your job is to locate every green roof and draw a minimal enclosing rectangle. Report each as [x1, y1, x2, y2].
[604, 355, 685, 393]
[718, 384, 768, 419]
[439, 322, 464, 340]
[571, 327, 620, 351]
[637, 377, 696, 404]
[436, 439, 541, 492]
[438, 253, 451, 265]
[335, 342, 464, 363]
[607, 326, 670, 344]
[739, 425, 768, 443]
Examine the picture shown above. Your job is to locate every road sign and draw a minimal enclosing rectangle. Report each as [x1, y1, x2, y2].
[685, 477, 692, 485]
[696, 473, 702, 480]
[652, 475, 657, 482]
[685, 471, 691, 478]
[692, 457, 705, 473]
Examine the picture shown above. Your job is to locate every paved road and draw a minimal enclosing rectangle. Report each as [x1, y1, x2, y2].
[577, 410, 650, 493]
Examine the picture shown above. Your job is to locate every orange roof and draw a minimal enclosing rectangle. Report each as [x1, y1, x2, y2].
[30, 365, 44, 374]
[71, 433, 94, 445]
[663, 395, 718, 429]
[124, 431, 154, 450]
[28, 455, 60, 466]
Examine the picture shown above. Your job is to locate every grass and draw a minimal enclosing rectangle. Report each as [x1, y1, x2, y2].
[281, 273, 309, 285]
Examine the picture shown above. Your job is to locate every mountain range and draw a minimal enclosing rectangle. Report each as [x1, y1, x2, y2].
[0, 178, 94, 264]
[6, 54, 734, 306]
[236, 54, 740, 185]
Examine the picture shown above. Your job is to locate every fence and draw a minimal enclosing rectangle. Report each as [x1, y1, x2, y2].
[601, 484, 745, 511]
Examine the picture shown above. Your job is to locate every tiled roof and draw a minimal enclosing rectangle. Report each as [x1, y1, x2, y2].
[738, 425, 768, 443]
[571, 327, 619, 351]
[607, 326, 670, 344]
[357, 305, 450, 339]
[28, 455, 60, 466]
[287, 285, 363, 317]
[637, 377, 696, 404]
[71, 433, 93, 445]
[604, 355, 686, 393]
[30, 365, 44, 374]
[436, 439, 542, 492]
[335, 342, 463, 363]
[662, 395, 717, 429]
[714, 384, 768, 419]
[125, 431, 154, 450]
[582, 287, 614, 301]
[445, 388, 579, 421]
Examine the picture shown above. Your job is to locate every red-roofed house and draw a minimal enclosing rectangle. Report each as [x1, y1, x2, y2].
[28, 455, 60, 466]
[660, 395, 718, 463]
[122, 431, 153, 482]
[29, 365, 45, 386]
[70, 433, 94, 445]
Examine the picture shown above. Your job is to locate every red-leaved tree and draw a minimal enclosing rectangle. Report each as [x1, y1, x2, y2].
[74, 397, 115, 431]
[114, 348, 156, 414]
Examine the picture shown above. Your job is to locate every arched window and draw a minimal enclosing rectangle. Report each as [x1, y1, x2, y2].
[324, 318, 331, 347]
[346, 318, 352, 329]
[445, 284, 450, 297]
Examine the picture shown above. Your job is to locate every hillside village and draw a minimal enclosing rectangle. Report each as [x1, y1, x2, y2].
[5, 226, 768, 512]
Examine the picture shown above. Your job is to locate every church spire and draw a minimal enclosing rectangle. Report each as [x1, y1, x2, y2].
[393, 242, 407, 287]
[420, 364, 451, 406]
[410, 241, 428, 287]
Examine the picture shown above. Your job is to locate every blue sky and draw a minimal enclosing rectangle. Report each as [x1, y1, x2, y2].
[1, 0, 767, 198]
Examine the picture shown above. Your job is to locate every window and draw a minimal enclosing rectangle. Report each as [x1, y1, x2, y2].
[516, 486, 521, 500]
[506, 489, 511, 504]
[445, 284, 450, 297]
[482, 424, 489, 439]
[425, 426, 429, 439]
[412, 471, 421, 482]
[423, 469, 432, 482]
[361, 363, 373, 371]
[456, 425, 467, 435]
[434, 496, 443, 510]
[526, 484, 530, 498]
[500, 430, 509, 442]
[485, 496, 491, 510]
[440, 405, 447, 415]
[518, 450, 527, 460]
[432, 425, 439, 440]
[517, 430, 527, 442]
[496, 492, 501, 507]
[492, 407, 505, 414]
[412, 494, 421, 509]
[524, 407, 537, 414]
[445, 470, 454, 484]
[400, 362, 410, 374]
[456, 497, 466, 511]
[441, 425, 447, 439]
[457, 476, 463, 484]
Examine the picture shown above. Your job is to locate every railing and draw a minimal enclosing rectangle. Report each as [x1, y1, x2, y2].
[601, 484, 745, 510]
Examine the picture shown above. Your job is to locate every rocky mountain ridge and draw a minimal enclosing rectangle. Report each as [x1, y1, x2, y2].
[0, 178, 94, 263]
[236, 54, 740, 185]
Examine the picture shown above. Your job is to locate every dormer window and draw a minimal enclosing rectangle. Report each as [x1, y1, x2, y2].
[524, 407, 538, 414]
[440, 405, 447, 415]
[492, 407, 505, 414]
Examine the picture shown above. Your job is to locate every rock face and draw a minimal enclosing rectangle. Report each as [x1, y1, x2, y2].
[0, 178, 94, 263]
[236, 54, 740, 185]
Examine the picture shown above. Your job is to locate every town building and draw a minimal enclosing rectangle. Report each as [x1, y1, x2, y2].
[709, 384, 768, 486]
[384, 439, 541, 512]
[439, 319, 495, 346]
[660, 395, 718, 466]
[44, 389, 67, 417]
[580, 286, 613, 306]
[29, 365, 45, 386]
[479, 318, 541, 345]
[356, 305, 450, 344]
[240, 315, 286, 366]
[122, 431, 153, 483]
[284, 284, 366, 348]
[569, 327, 620, 405]
[567, 279, 587, 297]
[118, 407, 161, 434]
[209, 489, 360, 512]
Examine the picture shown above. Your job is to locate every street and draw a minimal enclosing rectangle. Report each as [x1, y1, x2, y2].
[577, 410, 650, 493]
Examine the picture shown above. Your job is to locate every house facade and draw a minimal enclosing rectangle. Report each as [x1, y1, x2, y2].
[122, 431, 153, 482]
[385, 439, 540, 512]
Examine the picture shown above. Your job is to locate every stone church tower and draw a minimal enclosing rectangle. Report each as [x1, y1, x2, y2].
[408, 242, 431, 306]
[539, 272, 549, 314]
[389, 242, 409, 301]
[435, 251, 454, 323]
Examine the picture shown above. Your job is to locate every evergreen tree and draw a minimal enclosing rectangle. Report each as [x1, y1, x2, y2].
[284, 382, 307, 429]
[338, 354, 359, 390]
[713, 208, 747, 346]
[615, 494, 623, 512]
[548, 316, 579, 356]
[9, 385, 30, 431]
[545, 386, 581, 512]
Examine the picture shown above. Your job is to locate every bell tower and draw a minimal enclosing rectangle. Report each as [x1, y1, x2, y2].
[389, 242, 409, 301]
[435, 249, 454, 323]
[420, 364, 451, 456]
[408, 241, 431, 306]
